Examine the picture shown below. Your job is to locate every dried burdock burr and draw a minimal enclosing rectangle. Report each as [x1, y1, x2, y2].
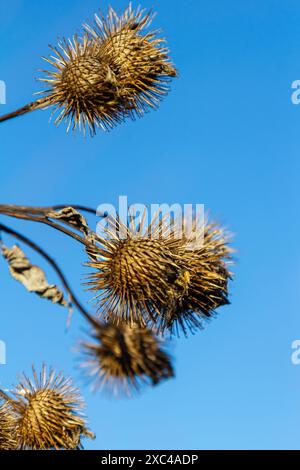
[0, 400, 18, 450]
[159, 222, 233, 335]
[86, 214, 184, 327]
[37, 35, 126, 135]
[7, 365, 94, 450]
[86, 215, 233, 335]
[0, 4, 177, 135]
[80, 319, 174, 395]
[84, 4, 177, 122]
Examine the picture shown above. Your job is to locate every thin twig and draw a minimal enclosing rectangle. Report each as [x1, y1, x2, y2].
[0, 97, 49, 124]
[0, 204, 105, 240]
[0, 204, 100, 216]
[0, 210, 90, 246]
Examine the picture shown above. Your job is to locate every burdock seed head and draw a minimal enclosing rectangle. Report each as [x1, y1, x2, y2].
[86, 214, 183, 327]
[84, 4, 177, 118]
[39, 35, 126, 134]
[159, 222, 233, 335]
[0, 400, 19, 450]
[80, 319, 174, 395]
[36, 3, 177, 135]
[86, 214, 233, 336]
[10, 365, 93, 450]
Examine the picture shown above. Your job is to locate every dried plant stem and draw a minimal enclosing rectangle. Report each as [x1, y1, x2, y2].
[0, 204, 103, 241]
[0, 204, 98, 216]
[0, 97, 50, 124]
[0, 222, 96, 325]
[0, 204, 102, 246]
[1, 211, 89, 246]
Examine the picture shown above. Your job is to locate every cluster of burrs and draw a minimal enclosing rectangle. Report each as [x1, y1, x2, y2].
[0, 203, 233, 397]
[0, 2, 235, 452]
[0, 4, 176, 135]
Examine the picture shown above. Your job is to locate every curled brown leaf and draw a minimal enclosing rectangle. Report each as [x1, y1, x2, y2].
[2, 245, 68, 307]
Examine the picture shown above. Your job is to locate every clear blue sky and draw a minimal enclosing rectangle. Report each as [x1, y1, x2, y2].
[0, 0, 299, 450]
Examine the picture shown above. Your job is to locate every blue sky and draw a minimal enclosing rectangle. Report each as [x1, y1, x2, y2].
[0, 0, 299, 450]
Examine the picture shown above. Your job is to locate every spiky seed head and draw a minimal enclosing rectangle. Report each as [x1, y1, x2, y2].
[158, 222, 233, 335]
[87, 215, 233, 335]
[86, 215, 183, 326]
[10, 365, 93, 450]
[38, 4, 177, 135]
[38, 36, 125, 134]
[81, 319, 174, 395]
[0, 401, 18, 450]
[85, 4, 177, 118]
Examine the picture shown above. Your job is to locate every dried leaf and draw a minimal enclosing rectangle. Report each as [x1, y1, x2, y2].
[2, 245, 68, 307]
[47, 207, 90, 236]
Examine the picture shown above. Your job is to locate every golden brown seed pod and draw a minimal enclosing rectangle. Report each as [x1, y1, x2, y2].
[81, 319, 174, 395]
[39, 35, 126, 135]
[0, 400, 18, 450]
[37, 4, 176, 135]
[10, 365, 93, 450]
[159, 222, 233, 335]
[84, 4, 177, 119]
[86, 214, 183, 326]
[86, 215, 233, 335]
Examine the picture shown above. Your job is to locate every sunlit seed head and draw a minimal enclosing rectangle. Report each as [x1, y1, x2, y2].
[37, 4, 177, 136]
[158, 223, 233, 335]
[85, 4, 177, 117]
[86, 215, 233, 336]
[86, 215, 183, 327]
[10, 365, 93, 450]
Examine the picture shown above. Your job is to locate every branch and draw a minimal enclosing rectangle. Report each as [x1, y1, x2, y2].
[0, 210, 91, 246]
[0, 97, 50, 124]
[0, 204, 106, 245]
[0, 204, 100, 216]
